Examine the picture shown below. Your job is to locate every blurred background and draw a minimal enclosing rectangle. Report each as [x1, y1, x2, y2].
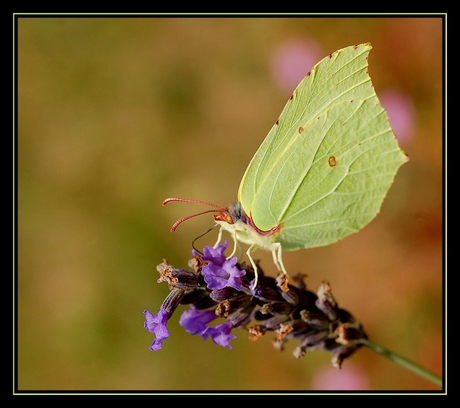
[17, 16, 443, 391]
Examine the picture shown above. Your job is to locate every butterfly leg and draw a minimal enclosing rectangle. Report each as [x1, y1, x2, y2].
[272, 242, 288, 275]
[215, 227, 240, 260]
[213, 226, 224, 248]
[246, 244, 260, 290]
[227, 230, 239, 258]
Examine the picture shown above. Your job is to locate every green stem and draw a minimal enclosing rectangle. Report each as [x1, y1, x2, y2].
[360, 338, 443, 388]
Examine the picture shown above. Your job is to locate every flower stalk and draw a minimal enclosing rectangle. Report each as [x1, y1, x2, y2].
[360, 338, 442, 387]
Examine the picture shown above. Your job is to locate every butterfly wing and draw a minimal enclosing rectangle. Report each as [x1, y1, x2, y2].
[238, 43, 407, 250]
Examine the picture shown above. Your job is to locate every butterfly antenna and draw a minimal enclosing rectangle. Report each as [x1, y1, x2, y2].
[168, 209, 222, 232]
[162, 197, 227, 232]
[163, 197, 224, 209]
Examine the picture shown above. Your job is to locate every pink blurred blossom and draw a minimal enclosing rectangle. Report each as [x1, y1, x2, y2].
[379, 90, 416, 147]
[270, 38, 324, 93]
[310, 363, 370, 390]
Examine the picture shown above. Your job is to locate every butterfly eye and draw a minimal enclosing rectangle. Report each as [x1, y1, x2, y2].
[213, 211, 234, 225]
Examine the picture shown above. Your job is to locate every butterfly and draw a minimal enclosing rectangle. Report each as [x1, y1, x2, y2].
[164, 43, 408, 289]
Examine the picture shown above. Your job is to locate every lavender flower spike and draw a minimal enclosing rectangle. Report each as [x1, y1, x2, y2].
[203, 255, 246, 291]
[143, 309, 170, 351]
[179, 309, 217, 335]
[202, 321, 237, 349]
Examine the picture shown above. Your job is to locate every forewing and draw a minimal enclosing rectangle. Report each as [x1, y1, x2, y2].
[237, 43, 407, 248]
[238, 43, 376, 230]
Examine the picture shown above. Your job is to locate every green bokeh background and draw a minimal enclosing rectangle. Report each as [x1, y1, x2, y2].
[17, 16, 443, 391]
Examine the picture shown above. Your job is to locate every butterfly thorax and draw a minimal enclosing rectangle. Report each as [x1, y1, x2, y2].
[214, 202, 281, 252]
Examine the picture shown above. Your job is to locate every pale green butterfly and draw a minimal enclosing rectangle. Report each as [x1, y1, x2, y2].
[164, 43, 408, 289]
